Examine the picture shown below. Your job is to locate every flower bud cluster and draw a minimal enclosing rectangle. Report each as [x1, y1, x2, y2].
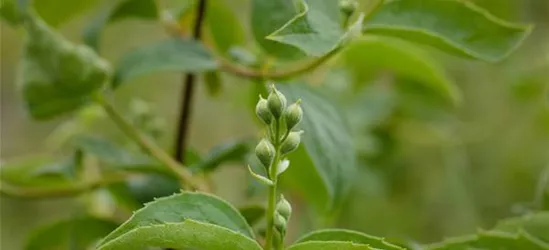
[254, 85, 303, 174]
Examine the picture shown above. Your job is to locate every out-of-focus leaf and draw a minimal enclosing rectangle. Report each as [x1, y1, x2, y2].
[113, 38, 217, 88]
[295, 229, 404, 249]
[364, 0, 532, 62]
[495, 212, 549, 243]
[204, 71, 222, 97]
[123, 174, 180, 205]
[251, 0, 304, 59]
[24, 216, 118, 250]
[98, 192, 255, 248]
[83, 0, 158, 51]
[239, 204, 265, 226]
[288, 241, 375, 250]
[0, 155, 72, 187]
[97, 219, 261, 250]
[31, 151, 83, 180]
[425, 230, 549, 250]
[205, 0, 245, 54]
[0, 0, 23, 26]
[189, 139, 252, 173]
[69, 135, 168, 174]
[341, 36, 461, 104]
[33, 0, 100, 27]
[19, 14, 110, 120]
[278, 84, 357, 211]
[267, 0, 362, 57]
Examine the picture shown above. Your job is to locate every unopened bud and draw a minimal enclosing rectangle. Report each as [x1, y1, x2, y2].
[276, 195, 292, 220]
[256, 95, 272, 125]
[267, 85, 287, 119]
[255, 139, 275, 168]
[274, 213, 287, 233]
[339, 0, 358, 16]
[280, 131, 303, 155]
[284, 100, 303, 130]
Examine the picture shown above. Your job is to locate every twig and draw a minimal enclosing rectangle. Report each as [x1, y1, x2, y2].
[174, 0, 208, 164]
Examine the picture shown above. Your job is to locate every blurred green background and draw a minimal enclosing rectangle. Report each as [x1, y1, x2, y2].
[1, 0, 548, 249]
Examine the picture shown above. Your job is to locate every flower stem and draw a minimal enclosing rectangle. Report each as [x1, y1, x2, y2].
[265, 119, 281, 250]
[95, 94, 204, 191]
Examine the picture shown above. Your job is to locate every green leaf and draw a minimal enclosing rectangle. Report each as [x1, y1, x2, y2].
[296, 229, 404, 250]
[278, 84, 357, 210]
[189, 139, 252, 173]
[0, 0, 23, 26]
[19, 14, 110, 120]
[33, 0, 100, 27]
[98, 192, 255, 247]
[364, 0, 533, 62]
[341, 36, 461, 104]
[205, 0, 245, 54]
[25, 216, 118, 250]
[267, 0, 361, 57]
[425, 230, 549, 250]
[122, 174, 180, 205]
[98, 219, 261, 250]
[113, 38, 217, 88]
[83, 0, 158, 51]
[69, 135, 168, 174]
[0, 155, 72, 187]
[204, 71, 222, 97]
[495, 212, 549, 243]
[30, 151, 83, 180]
[239, 205, 266, 226]
[288, 241, 375, 250]
[251, 0, 304, 59]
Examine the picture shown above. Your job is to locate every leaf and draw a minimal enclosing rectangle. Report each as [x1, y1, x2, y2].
[425, 230, 549, 250]
[0, 155, 72, 187]
[296, 229, 404, 250]
[278, 84, 357, 210]
[495, 212, 549, 243]
[83, 0, 158, 51]
[205, 0, 245, 54]
[122, 174, 180, 205]
[341, 36, 461, 104]
[97, 219, 262, 250]
[364, 0, 532, 62]
[239, 205, 266, 226]
[33, 0, 100, 27]
[19, 14, 110, 120]
[30, 151, 83, 180]
[287, 241, 375, 250]
[0, 0, 23, 26]
[189, 139, 252, 173]
[251, 0, 304, 59]
[25, 216, 118, 250]
[69, 135, 168, 174]
[98, 192, 254, 247]
[113, 38, 217, 88]
[267, 0, 362, 57]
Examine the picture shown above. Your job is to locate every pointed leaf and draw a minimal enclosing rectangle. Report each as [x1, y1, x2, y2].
[341, 35, 460, 104]
[113, 38, 217, 88]
[288, 241, 375, 250]
[189, 139, 252, 173]
[98, 219, 261, 250]
[25, 216, 118, 250]
[296, 229, 404, 250]
[364, 0, 532, 62]
[19, 14, 110, 120]
[278, 84, 357, 210]
[98, 192, 254, 247]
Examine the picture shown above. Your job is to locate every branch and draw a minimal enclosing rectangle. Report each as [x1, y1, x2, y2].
[174, 0, 208, 164]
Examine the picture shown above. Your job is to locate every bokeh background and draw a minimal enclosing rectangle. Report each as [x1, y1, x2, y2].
[1, 0, 548, 249]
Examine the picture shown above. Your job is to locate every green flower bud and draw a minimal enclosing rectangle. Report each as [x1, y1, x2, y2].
[255, 139, 275, 168]
[267, 86, 287, 119]
[274, 213, 287, 233]
[276, 195, 292, 220]
[255, 95, 272, 125]
[284, 100, 303, 130]
[339, 0, 358, 16]
[280, 131, 303, 155]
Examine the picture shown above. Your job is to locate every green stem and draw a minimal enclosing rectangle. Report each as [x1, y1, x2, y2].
[265, 119, 281, 250]
[95, 94, 204, 191]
